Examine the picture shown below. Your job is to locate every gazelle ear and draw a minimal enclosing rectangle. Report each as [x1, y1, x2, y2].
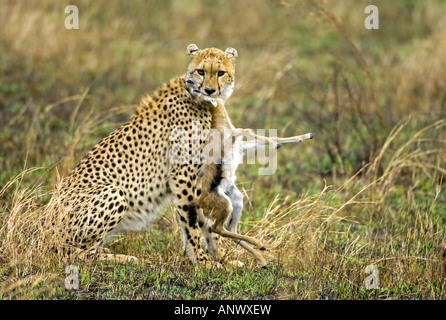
[225, 47, 238, 59]
[187, 44, 200, 57]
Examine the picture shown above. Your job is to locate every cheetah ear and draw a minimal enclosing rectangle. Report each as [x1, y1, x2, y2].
[187, 44, 200, 57]
[225, 47, 238, 59]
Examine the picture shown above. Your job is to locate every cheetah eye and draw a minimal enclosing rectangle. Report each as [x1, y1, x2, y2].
[196, 69, 204, 76]
[217, 71, 226, 77]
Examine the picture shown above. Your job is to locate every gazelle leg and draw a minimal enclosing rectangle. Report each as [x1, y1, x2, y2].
[232, 128, 280, 148]
[274, 132, 315, 144]
[237, 240, 267, 268]
[212, 217, 265, 251]
[240, 132, 315, 152]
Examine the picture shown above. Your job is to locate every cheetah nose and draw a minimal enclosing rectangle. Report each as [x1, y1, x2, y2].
[204, 88, 216, 95]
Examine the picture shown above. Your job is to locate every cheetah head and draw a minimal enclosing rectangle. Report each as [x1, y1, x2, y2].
[186, 44, 238, 103]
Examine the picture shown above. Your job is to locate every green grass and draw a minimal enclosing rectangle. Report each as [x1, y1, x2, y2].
[1, 0, 446, 300]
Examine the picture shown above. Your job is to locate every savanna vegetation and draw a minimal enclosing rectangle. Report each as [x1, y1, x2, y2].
[0, 0, 445, 299]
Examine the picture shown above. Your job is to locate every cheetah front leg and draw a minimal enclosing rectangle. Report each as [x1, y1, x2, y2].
[169, 167, 221, 268]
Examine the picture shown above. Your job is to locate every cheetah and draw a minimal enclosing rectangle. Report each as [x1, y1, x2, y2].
[185, 73, 315, 268]
[45, 44, 240, 267]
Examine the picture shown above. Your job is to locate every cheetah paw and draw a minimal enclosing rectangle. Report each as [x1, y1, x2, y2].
[199, 260, 224, 269]
[226, 260, 245, 268]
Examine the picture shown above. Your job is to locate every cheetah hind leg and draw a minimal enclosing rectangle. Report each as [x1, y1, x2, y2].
[62, 184, 139, 264]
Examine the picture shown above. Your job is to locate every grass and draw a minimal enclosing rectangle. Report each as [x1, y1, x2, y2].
[1, 0, 445, 300]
